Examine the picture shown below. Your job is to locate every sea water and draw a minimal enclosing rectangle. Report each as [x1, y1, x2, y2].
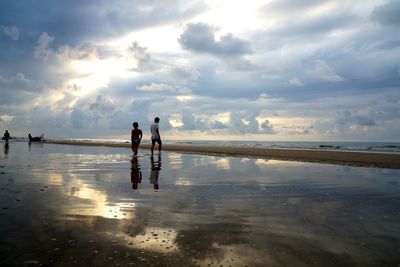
[170, 140, 400, 153]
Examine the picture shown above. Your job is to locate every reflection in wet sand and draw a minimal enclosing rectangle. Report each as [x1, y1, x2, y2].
[169, 153, 183, 170]
[130, 156, 142, 190]
[64, 176, 136, 220]
[150, 155, 161, 190]
[0, 143, 399, 266]
[4, 143, 9, 156]
[123, 226, 179, 253]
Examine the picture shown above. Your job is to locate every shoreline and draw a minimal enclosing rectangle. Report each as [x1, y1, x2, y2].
[42, 139, 400, 169]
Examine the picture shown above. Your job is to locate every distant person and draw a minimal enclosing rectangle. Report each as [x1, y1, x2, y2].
[150, 117, 162, 154]
[2, 130, 11, 143]
[130, 156, 142, 190]
[131, 122, 143, 156]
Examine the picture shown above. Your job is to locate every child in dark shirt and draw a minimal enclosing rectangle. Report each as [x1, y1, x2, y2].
[131, 122, 143, 156]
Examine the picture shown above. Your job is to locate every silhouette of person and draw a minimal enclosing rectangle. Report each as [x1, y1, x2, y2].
[131, 122, 142, 156]
[150, 117, 162, 154]
[150, 154, 161, 190]
[130, 156, 142, 190]
[2, 130, 11, 143]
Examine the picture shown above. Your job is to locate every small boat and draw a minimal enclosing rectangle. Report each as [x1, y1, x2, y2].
[28, 133, 44, 142]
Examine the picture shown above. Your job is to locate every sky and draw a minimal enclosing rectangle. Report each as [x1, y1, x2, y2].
[0, 0, 399, 141]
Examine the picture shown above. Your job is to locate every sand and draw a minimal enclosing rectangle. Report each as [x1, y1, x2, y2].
[1, 142, 400, 266]
[44, 140, 400, 169]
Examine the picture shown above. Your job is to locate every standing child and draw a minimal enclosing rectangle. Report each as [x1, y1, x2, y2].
[150, 117, 162, 154]
[131, 122, 143, 156]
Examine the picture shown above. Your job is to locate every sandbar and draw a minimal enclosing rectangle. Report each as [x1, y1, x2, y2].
[43, 140, 400, 169]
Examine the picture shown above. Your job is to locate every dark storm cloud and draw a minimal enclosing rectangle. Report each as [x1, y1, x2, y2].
[0, 73, 43, 92]
[336, 111, 376, 127]
[69, 95, 126, 131]
[371, 0, 400, 26]
[0, 0, 206, 44]
[260, 119, 275, 134]
[0, 73, 45, 104]
[179, 23, 252, 56]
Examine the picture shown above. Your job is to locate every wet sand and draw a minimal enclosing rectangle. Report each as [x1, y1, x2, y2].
[1, 142, 400, 266]
[45, 139, 400, 169]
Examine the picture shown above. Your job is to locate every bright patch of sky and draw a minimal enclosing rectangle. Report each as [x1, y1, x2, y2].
[0, 0, 399, 141]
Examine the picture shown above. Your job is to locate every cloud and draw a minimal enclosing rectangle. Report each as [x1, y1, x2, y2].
[89, 95, 116, 114]
[70, 107, 86, 129]
[371, 1, 400, 26]
[136, 82, 174, 92]
[0, 0, 399, 141]
[0, 25, 19, 40]
[181, 112, 201, 130]
[56, 43, 99, 61]
[179, 23, 252, 56]
[307, 60, 344, 82]
[254, 6, 360, 51]
[0, 73, 45, 105]
[0, 0, 207, 43]
[289, 78, 304, 87]
[262, 0, 325, 13]
[209, 120, 228, 129]
[69, 95, 122, 131]
[0, 73, 43, 92]
[127, 41, 152, 72]
[336, 110, 376, 127]
[158, 66, 200, 86]
[34, 32, 55, 61]
[259, 119, 275, 134]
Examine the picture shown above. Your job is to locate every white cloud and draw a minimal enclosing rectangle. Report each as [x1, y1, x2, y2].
[0, 115, 14, 123]
[136, 82, 174, 92]
[127, 41, 153, 72]
[56, 44, 99, 61]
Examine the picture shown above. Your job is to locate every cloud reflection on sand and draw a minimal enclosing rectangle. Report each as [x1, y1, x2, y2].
[121, 226, 179, 253]
[1, 143, 399, 266]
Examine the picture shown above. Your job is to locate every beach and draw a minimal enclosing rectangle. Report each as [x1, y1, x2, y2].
[1, 141, 400, 266]
[45, 139, 400, 169]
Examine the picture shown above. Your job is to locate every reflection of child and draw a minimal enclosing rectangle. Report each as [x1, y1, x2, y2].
[131, 157, 142, 190]
[131, 122, 143, 156]
[150, 155, 161, 190]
